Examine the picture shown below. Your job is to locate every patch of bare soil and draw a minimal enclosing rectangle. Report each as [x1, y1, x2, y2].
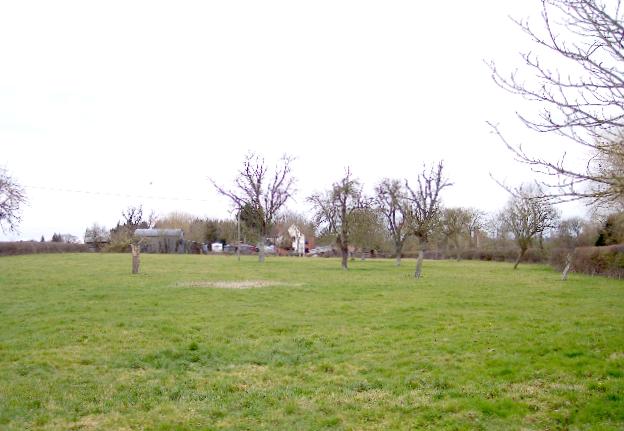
[175, 280, 297, 289]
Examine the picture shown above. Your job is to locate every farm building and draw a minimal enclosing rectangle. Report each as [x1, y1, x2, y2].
[134, 228, 184, 253]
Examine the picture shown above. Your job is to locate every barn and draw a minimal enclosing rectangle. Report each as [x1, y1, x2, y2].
[134, 228, 184, 253]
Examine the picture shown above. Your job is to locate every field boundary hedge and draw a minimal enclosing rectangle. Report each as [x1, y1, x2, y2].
[550, 245, 624, 278]
[0, 241, 88, 256]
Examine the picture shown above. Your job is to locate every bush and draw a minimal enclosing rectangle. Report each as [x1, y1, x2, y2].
[456, 248, 549, 264]
[551, 245, 624, 278]
[0, 241, 88, 256]
[103, 242, 131, 253]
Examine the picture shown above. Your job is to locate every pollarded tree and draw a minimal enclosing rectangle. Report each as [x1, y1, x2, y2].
[405, 162, 452, 278]
[500, 185, 560, 269]
[0, 168, 27, 233]
[109, 205, 154, 252]
[211, 153, 295, 263]
[489, 0, 624, 206]
[308, 169, 367, 270]
[375, 178, 411, 266]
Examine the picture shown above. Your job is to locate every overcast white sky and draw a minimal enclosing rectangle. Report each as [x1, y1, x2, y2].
[1, 0, 587, 241]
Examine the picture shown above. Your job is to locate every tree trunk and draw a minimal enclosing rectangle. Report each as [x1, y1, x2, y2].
[414, 250, 424, 278]
[454, 238, 461, 261]
[341, 247, 349, 270]
[513, 248, 527, 270]
[130, 243, 140, 274]
[395, 242, 402, 266]
[258, 240, 265, 263]
[561, 252, 573, 281]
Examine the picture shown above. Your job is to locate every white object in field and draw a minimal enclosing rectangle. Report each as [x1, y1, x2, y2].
[288, 224, 305, 256]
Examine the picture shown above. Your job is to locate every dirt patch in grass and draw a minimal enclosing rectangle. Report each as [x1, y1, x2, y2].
[608, 352, 624, 361]
[175, 280, 299, 289]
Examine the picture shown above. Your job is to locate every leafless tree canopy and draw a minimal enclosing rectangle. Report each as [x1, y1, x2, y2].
[500, 185, 560, 269]
[465, 208, 486, 247]
[405, 162, 452, 243]
[489, 0, 624, 205]
[441, 207, 474, 260]
[0, 168, 27, 233]
[121, 205, 154, 232]
[211, 153, 295, 261]
[212, 153, 295, 235]
[308, 169, 367, 270]
[375, 178, 411, 265]
[405, 161, 452, 278]
[84, 223, 109, 249]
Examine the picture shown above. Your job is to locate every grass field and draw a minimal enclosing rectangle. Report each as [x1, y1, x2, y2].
[0, 254, 623, 430]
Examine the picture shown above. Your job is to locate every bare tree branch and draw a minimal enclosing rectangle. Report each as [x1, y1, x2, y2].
[307, 168, 368, 270]
[488, 0, 624, 206]
[404, 161, 452, 278]
[0, 168, 27, 233]
[499, 184, 560, 269]
[210, 153, 296, 262]
[375, 178, 411, 266]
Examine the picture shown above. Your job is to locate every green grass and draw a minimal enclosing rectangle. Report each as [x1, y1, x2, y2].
[0, 254, 623, 430]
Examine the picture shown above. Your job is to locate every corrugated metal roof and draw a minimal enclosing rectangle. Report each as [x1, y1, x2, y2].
[135, 228, 184, 238]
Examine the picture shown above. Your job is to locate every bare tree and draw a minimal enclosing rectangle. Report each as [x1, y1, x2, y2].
[440, 207, 473, 261]
[555, 216, 585, 248]
[84, 223, 109, 251]
[121, 205, 155, 232]
[465, 208, 486, 248]
[375, 178, 411, 266]
[405, 162, 452, 278]
[308, 169, 367, 270]
[485, 212, 513, 249]
[0, 168, 27, 233]
[349, 207, 386, 260]
[155, 212, 212, 243]
[60, 234, 79, 244]
[108, 204, 155, 256]
[500, 185, 560, 269]
[211, 153, 295, 263]
[489, 0, 624, 206]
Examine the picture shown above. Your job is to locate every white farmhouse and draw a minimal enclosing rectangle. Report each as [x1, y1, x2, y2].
[288, 224, 305, 256]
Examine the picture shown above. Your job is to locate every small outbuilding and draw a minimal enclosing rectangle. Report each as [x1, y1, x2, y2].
[134, 228, 184, 253]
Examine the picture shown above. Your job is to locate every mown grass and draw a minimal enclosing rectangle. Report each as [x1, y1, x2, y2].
[0, 254, 622, 430]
